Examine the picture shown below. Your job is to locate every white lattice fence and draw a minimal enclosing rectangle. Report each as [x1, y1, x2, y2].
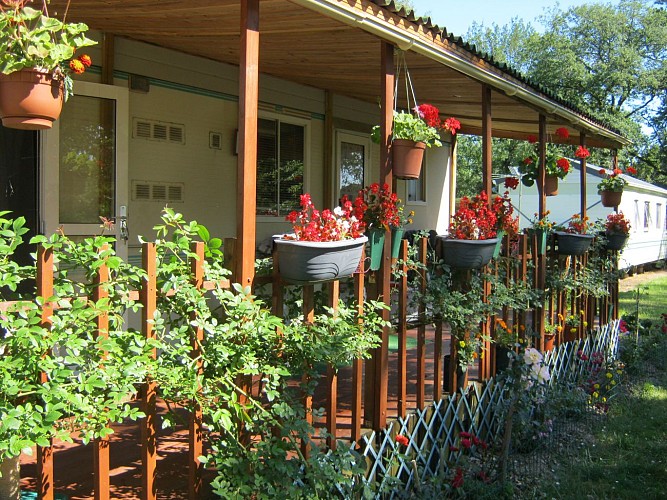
[359, 320, 621, 496]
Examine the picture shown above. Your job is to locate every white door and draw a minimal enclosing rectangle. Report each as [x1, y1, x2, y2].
[42, 81, 129, 259]
[336, 131, 370, 204]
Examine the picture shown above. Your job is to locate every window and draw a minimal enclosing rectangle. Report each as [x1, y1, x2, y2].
[337, 132, 369, 203]
[407, 156, 426, 202]
[634, 200, 640, 232]
[644, 201, 651, 230]
[256, 118, 305, 216]
[657, 204, 663, 230]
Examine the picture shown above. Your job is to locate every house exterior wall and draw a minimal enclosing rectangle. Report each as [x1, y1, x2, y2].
[505, 165, 667, 269]
[42, 35, 452, 261]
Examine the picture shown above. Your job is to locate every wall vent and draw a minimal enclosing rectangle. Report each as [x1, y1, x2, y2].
[132, 180, 184, 202]
[209, 131, 222, 150]
[133, 118, 185, 145]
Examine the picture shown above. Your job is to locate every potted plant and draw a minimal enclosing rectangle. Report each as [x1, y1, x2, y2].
[543, 319, 560, 351]
[0, 0, 96, 130]
[597, 165, 636, 207]
[603, 212, 631, 251]
[517, 129, 580, 196]
[493, 318, 522, 371]
[372, 104, 460, 179]
[359, 183, 413, 270]
[560, 311, 587, 342]
[554, 213, 595, 256]
[437, 191, 499, 269]
[491, 191, 519, 257]
[525, 211, 554, 255]
[275, 193, 367, 284]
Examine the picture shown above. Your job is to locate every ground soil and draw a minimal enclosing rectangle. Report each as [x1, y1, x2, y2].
[618, 267, 667, 292]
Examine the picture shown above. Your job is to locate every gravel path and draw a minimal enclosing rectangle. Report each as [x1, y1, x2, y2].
[618, 267, 667, 292]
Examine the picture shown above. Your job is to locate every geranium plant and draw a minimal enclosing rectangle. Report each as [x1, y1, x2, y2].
[558, 213, 594, 235]
[492, 191, 519, 237]
[0, 0, 97, 100]
[597, 166, 636, 193]
[284, 193, 365, 242]
[372, 104, 460, 147]
[605, 212, 631, 235]
[518, 148, 571, 187]
[448, 191, 497, 240]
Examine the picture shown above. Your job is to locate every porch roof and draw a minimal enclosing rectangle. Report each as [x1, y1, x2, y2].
[54, 0, 628, 149]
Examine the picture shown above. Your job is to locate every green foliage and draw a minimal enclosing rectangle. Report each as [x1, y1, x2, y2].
[372, 111, 442, 148]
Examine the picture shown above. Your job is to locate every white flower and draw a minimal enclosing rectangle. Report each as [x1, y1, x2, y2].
[537, 365, 551, 384]
[523, 347, 543, 366]
[333, 206, 345, 217]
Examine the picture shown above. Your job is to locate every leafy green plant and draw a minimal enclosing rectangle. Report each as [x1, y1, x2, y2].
[0, 1, 97, 99]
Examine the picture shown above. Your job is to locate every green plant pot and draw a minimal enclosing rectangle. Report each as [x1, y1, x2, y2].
[554, 231, 594, 256]
[368, 228, 385, 271]
[391, 228, 404, 259]
[493, 230, 506, 258]
[437, 236, 499, 269]
[527, 228, 548, 255]
[274, 235, 367, 284]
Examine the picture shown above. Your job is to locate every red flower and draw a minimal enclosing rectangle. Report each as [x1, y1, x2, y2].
[78, 54, 92, 68]
[69, 59, 86, 74]
[527, 134, 538, 144]
[452, 468, 464, 489]
[574, 145, 590, 159]
[613, 168, 623, 176]
[416, 103, 441, 128]
[555, 127, 570, 139]
[460, 438, 472, 449]
[557, 157, 570, 172]
[523, 157, 534, 165]
[396, 434, 409, 447]
[599, 169, 606, 175]
[504, 177, 519, 190]
[627, 166, 637, 175]
[443, 117, 461, 135]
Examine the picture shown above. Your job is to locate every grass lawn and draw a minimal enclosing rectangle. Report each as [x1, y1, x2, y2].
[537, 276, 667, 499]
[619, 275, 667, 321]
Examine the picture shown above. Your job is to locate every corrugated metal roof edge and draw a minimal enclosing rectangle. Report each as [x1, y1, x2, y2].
[371, 0, 623, 138]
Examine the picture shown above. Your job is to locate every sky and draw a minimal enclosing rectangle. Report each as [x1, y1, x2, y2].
[409, 0, 621, 36]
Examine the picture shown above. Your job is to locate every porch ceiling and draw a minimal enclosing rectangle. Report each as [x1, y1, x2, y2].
[53, 0, 624, 149]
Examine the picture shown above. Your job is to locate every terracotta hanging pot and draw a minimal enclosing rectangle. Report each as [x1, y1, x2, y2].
[544, 175, 559, 196]
[0, 68, 64, 130]
[600, 190, 622, 207]
[392, 139, 425, 179]
[544, 333, 555, 352]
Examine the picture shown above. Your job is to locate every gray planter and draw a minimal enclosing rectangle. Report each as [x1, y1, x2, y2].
[605, 232, 628, 251]
[274, 235, 367, 284]
[437, 236, 499, 269]
[554, 231, 594, 256]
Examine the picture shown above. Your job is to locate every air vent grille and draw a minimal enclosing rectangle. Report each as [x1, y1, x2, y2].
[133, 118, 185, 145]
[132, 180, 184, 202]
[209, 132, 222, 150]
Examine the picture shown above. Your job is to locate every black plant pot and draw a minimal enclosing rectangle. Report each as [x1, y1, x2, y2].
[554, 231, 594, 256]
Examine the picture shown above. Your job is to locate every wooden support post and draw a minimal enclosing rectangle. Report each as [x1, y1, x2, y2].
[482, 84, 493, 199]
[189, 242, 205, 499]
[398, 240, 408, 419]
[433, 320, 443, 401]
[141, 243, 158, 500]
[579, 133, 587, 220]
[37, 246, 54, 500]
[372, 40, 394, 431]
[417, 237, 427, 408]
[326, 281, 340, 449]
[535, 115, 547, 351]
[235, 0, 259, 288]
[352, 252, 365, 443]
[301, 285, 315, 457]
[94, 245, 110, 500]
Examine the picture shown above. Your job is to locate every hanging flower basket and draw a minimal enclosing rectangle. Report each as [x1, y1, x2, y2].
[437, 236, 499, 269]
[527, 228, 548, 255]
[554, 231, 594, 256]
[605, 232, 629, 251]
[544, 175, 559, 196]
[274, 236, 367, 284]
[600, 190, 622, 207]
[544, 333, 555, 352]
[391, 227, 405, 259]
[392, 139, 426, 180]
[368, 228, 385, 271]
[0, 69, 64, 130]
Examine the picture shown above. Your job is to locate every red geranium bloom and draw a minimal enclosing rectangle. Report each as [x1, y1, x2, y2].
[627, 166, 637, 175]
[574, 145, 590, 159]
[504, 176, 519, 189]
[452, 468, 464, 488]
[523, 157, 534, 165]
[415, 103, 441, 128]
[555, 127, 570, 139]
[396, 434, 409, 447]
[443, 116, 461, 134]
[527, 134, 538, 144]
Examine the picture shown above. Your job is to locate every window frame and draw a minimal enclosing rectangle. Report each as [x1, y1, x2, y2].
[406, 153, 427, 205]
[335, 130, 370, 206]
[256, 111, 310, 220]
[644, 201, 651, 231]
